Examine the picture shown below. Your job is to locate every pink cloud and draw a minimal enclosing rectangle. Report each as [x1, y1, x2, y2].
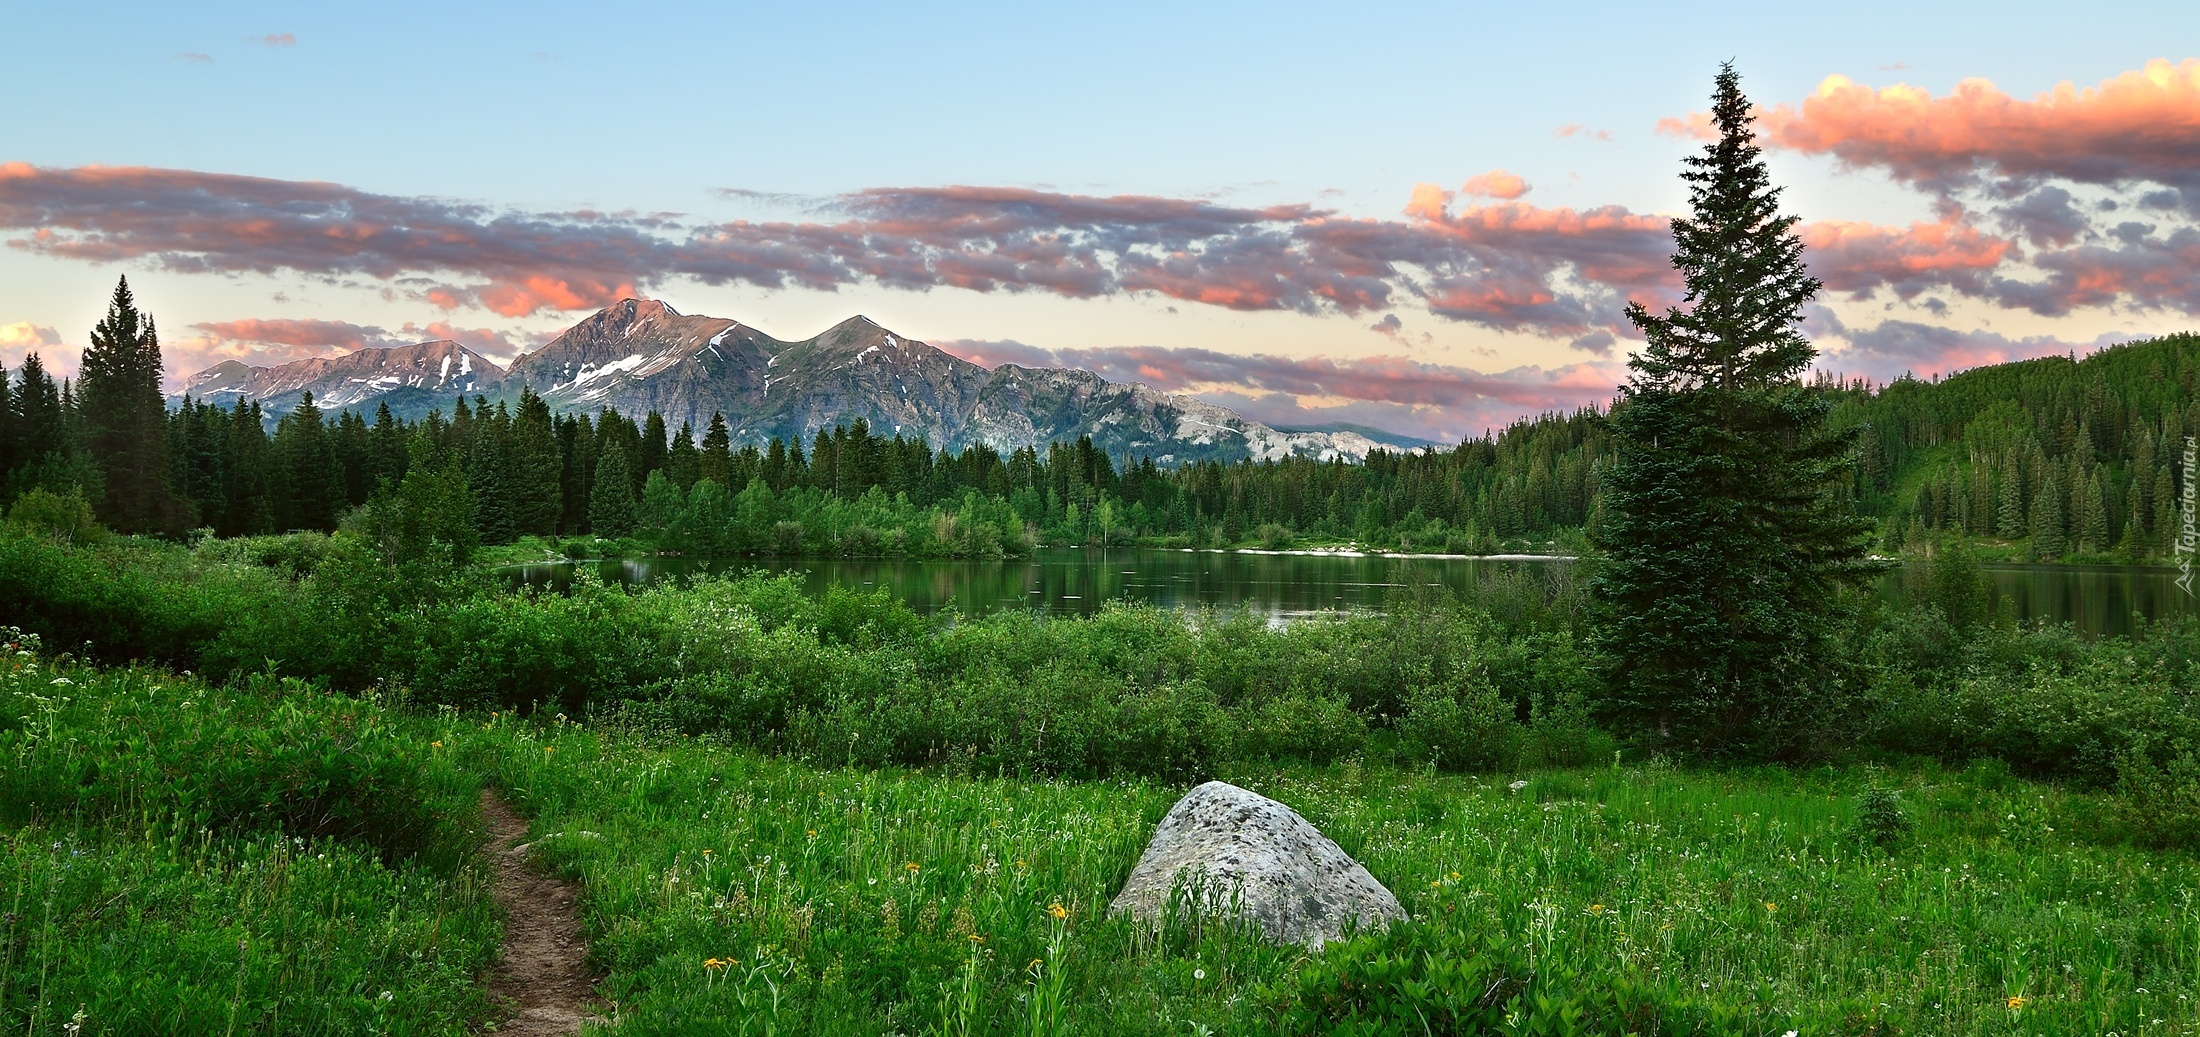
[252, 33, 296, 48]
[1462, 170, 1530, 200]
[0, 321, 66, 377]
[2, 159, 2191, 345]
[1756, 60, 2200, 193]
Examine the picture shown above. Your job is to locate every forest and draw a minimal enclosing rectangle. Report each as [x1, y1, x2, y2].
[5, 319, 2194, 562]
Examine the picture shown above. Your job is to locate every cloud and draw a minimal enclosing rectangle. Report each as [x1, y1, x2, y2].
[1553, 125, 1616, 143]
[934, 338, 1625, 430]
[1462, 170, 1530, 200]
[1370, 313, 1404, 338]
[251, 33, 296, 47]
[1799, 214, 2013, 298]
[1815, 315, 2126, 382]
[1, 159, 2190, 342]
[1754, 59, 2200, 200]
[1994, 185, 2091, 247]
[1, 321, 66, 376]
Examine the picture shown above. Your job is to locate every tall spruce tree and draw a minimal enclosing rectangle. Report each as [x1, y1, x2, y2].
[1588, 64, 1878, 754]
[700, 412, 733, 487]
[589, 442, 638, 536]
[77, 277, 176, 531]
[510, 388, 562, 535]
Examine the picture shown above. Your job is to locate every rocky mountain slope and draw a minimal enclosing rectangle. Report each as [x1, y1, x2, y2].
[176, 340, 504, 415]
[174, 300, 1402, 463]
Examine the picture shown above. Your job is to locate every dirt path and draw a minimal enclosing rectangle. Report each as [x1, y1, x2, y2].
[479, 790, 601, 1035]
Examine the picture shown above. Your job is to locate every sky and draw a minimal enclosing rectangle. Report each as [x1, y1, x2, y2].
[3, 1, 2197, 443]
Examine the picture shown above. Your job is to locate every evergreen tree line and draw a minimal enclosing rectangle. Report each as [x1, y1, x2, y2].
[1831, 333, 2200, 561]
[6, 277, 2191, 561]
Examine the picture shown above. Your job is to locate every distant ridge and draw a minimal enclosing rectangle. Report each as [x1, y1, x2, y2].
[173, 300, 1411, 464]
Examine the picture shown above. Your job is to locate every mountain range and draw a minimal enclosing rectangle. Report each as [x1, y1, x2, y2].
[172, 299, 1430, 463]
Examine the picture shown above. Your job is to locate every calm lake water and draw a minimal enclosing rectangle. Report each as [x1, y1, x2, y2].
[507, 547, 2198, 638]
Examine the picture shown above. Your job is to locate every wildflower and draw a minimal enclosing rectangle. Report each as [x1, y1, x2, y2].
[1589, 903, 1605, 915]
[544, 746, 555, 754]
[904, 861, 920, 872]
[1448, 871, 1461, 881]
[967, 934, 985, 943]
[1430, 881, 1442, 889]
[806, 829, 817, 838]
[1194, 968, 1207, 981]
[49, 677, 72, 686]
[1049, 903, 1068, 920]
[2006, 996, 2027, 1009]
[704, 957, 733, 970]
[701, 849, 712, 857]
[431, 741, 443, 749]
[1763, 901, 1778, 912]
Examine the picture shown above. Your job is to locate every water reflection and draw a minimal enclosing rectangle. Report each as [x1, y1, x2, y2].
[508, 548, 2197, 637]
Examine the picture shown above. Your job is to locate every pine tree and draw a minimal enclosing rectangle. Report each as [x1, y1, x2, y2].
[0, 363, 14, 484]
[700, 412, 732, 487]
[510, 388, 562, 535]
[1995, 454, 2026, 538]
[272, 392, 345, 531]
[667, 421, 700, 491]
[589, 443, 637, 537]
[11, 354, 64, 480]
[77, 277, 176, 531]
[222, 399, 275, 536]
[1588, 64, 1878, 754]
[2078, 471, 2108, 554]
[639, 410, 669, 480]
[2031, 469, 2066, 559]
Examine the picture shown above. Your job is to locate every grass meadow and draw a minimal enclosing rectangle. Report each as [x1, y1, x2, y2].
[11, 527, 2200, 1033]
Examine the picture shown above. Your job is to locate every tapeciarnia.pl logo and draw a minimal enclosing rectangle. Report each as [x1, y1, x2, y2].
[2178, 435, 2197, 598]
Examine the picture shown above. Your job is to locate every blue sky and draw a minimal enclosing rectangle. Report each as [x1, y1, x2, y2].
[4, 1, 2197, 439]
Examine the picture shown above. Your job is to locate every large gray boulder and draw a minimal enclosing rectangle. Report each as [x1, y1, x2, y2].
[1108, 781, 1404, 948]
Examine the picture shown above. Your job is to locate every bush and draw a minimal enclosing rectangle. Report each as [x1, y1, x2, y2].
[3, 486, 105, 544]
[1851, 783, 1915, 850]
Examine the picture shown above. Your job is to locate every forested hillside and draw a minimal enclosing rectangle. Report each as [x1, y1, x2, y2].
[1835, 331, 2200, 561]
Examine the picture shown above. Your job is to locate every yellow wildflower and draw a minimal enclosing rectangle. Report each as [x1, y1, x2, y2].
[1763, 901, 1777, 912]
[544, 746, 555, 754]
[1589, 903, 1605, 915]
[904, 861, 920, 872]
[2006, 996, 2027, 1009]
[1448, 871, 1461, 881]
[700, 849, 712, 856]
[431, 741, 443, 748]
[967, 933, 985, 943]
[704, 957, 734, 970]
[1048, 903, 1068, 920]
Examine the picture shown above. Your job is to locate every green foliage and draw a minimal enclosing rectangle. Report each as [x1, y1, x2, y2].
[3, 486, 104, 545]
[450, 714, 2200, 1036]
[0, 635, 498, 1034]
[1592, 65, 1880, 757]
[1850, 783, 1915, 850]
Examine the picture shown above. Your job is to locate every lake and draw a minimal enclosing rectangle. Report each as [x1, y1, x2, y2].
[505, 547, 2199, 638]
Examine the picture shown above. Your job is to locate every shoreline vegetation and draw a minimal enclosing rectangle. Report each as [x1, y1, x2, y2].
[9, 525, 2200, 1033]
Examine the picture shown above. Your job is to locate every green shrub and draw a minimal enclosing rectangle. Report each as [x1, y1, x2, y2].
[3, 486, 104, 544]
[1398, 678, 1519, 772]
[1850, 783, 1915, 850]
